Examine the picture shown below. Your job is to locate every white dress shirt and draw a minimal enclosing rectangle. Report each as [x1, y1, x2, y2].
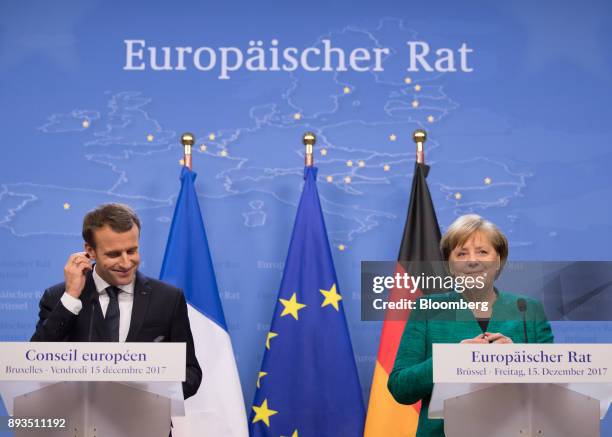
[60, 267, 135, 342]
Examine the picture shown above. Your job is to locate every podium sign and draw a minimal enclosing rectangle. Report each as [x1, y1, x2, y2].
[0, 342, 186, 382]
[0, 343, 186, 437]
[433, 343, 612, 383]
[431, 344, 612, 436]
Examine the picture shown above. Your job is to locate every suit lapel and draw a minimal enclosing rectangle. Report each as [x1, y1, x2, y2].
[92, 299, 108, 341]
[80, 272, 107, 341]
[126, 271, 151, 342]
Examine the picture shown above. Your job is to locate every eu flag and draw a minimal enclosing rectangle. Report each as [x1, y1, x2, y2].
[250, 166, 365, 437]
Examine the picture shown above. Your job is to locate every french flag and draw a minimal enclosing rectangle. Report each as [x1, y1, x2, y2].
[160, 167, 248, 437]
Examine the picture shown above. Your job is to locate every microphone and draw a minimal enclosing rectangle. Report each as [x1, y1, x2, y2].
[87, 293, 97, 342]
[517, 298, 528, 343]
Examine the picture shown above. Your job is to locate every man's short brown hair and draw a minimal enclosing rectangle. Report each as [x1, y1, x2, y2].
[440, 214, 509, 266]
[82, 203, 141, 248]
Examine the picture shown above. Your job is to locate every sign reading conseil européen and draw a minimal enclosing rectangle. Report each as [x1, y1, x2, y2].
[0, 342, 185, 381]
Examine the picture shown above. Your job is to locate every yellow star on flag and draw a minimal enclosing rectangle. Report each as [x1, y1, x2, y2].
[252, 399, 278, 427]
[320, 283, 342, 311]
[265, 331, 278, 350]
[256, 371, 267, 389]
[279, 292, 306, 320]
[282, 431, 299, 437]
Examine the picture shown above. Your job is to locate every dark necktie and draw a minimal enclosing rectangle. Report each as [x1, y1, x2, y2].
[105, 286, 121, 342]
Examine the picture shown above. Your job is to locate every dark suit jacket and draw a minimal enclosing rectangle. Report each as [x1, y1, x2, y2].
[31, 270, 202, 399]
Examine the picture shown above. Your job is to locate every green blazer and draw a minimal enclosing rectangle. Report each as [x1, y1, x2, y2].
[387, 291, 554, 437]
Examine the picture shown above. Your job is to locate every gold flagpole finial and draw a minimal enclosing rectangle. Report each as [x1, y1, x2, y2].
[181, 132, 195, 170]
[303, 132, 316, 167]
[412, 129, 427, 164]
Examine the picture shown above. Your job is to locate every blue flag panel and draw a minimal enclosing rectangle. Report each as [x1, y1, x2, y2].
[160, 167, 227, 330]
[250, 166, 365, 437]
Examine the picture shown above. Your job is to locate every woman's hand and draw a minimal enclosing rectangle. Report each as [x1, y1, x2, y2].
[460, 333, 514, 344]
[460, 334, 490, 344]
[483, 332, 513, 344]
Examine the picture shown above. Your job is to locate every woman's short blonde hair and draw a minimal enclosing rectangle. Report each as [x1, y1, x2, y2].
[440, 214, 509, 266]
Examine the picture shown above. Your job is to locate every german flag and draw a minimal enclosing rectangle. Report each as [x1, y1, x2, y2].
[364, 162, 442, 437]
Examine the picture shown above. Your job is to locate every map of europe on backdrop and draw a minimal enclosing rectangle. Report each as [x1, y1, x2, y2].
[1, 1, 612, 426]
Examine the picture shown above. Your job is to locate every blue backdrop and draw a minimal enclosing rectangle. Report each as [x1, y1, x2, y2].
[1, 0, 611, 433]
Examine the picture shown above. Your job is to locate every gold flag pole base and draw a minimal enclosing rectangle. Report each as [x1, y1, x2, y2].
[181, 132, 195, 171]
[303, 132, 316, 167]
[413, 129, 427, 164]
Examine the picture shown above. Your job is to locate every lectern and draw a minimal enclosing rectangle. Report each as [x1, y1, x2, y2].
[431, 344, 612, 437]
[430, 382, 610, 437]
[0, 342, 186, 437]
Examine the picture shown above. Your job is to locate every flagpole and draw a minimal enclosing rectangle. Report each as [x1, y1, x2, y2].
[303, 132, 316, 167]
[181, 132, 195, 170]
[413, 129, 427, 164]
[161, 131, 249, 436]
[250, 129, 365, 437]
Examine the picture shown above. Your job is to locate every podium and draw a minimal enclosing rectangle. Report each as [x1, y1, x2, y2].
[431, 344, 612, 437]
[0, 342, 186, 437]
[430, 382, 610, 437]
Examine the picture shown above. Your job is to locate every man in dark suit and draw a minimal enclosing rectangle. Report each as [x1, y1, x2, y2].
[31, 203, 202, 399]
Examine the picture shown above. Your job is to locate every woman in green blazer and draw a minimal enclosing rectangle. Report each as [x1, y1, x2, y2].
[388, 214, 554, 437]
